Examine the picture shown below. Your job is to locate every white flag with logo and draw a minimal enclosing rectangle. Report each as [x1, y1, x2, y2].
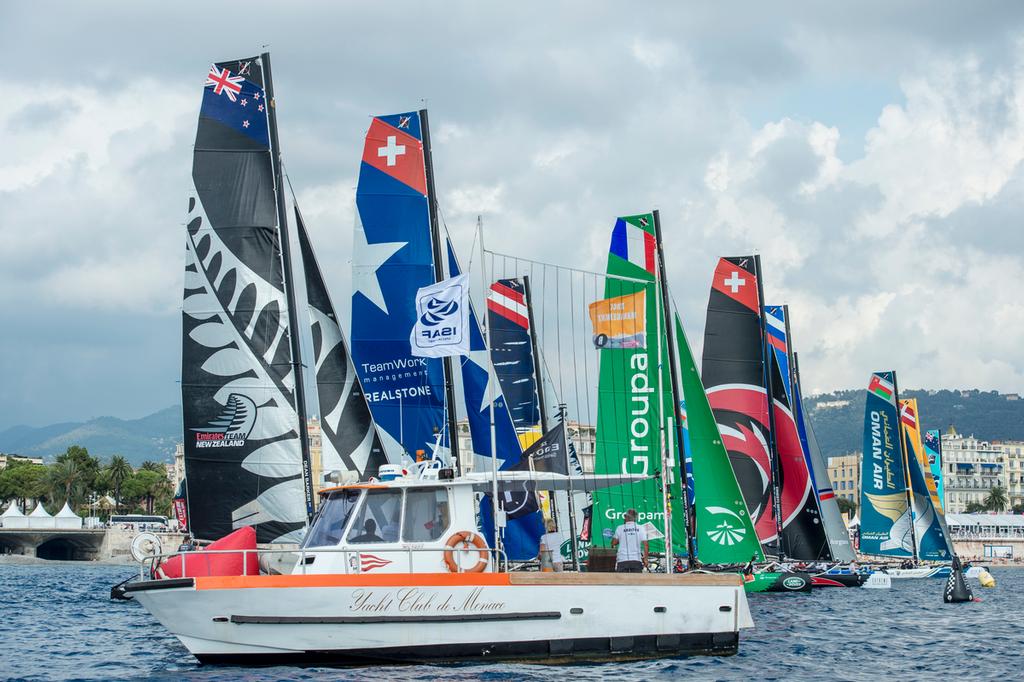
[410, 274, 471, 358]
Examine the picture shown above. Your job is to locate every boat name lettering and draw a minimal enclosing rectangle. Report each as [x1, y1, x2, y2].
[870, 411, 883, 488]
[626, 352, 652, 476]
[349, 587, 506, 614]
[366, 386, 434, 402]
[361, 358, 429, 374]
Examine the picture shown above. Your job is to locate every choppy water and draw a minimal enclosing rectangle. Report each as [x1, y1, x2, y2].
[0, 563, 1019, 681]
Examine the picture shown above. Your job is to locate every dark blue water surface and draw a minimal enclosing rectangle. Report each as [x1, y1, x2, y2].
[1, 564, 1020, 681]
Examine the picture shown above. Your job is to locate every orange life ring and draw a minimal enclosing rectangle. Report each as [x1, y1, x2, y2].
[443, 531, 489, 573]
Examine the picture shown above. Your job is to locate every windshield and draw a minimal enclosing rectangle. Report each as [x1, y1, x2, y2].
[303, 490, 361, 548]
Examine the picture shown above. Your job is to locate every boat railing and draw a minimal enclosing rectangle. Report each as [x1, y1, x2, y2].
[139, 544, 510, 579]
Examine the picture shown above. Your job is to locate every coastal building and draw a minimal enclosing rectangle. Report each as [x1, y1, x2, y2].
[455, 419, 596, 472]
[172, 443, 185, 489]
[0, 454, 45, 469]
[827, 454, 860, 504]
[940, 431, 1006, 513]
[992, 438, 1024, 510]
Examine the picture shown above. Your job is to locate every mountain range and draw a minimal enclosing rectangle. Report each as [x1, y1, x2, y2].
[1, 388, 1021, 466]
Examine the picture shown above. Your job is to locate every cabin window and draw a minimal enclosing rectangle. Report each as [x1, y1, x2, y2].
[403, 488, 451, 542]
[303, 490, 360, 547]
[347, 489, 403, 544]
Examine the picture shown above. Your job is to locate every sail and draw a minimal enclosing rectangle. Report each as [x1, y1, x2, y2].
[761, 306, 828, 560]
[447, 246, 543, 560]
[793, 355, 856, 561]
[591, 214, 686, 556]
[486, 279, 542, 431]
[675, 314, 763, 564]
[294, 206, 388, 481]
[924, 429, 945, 512]
[701, 256, 777, 546]
[900, 400, 954, 560]
[859, 371, 914, 557]
[181, 57, 306, 543]
[351, 112, 447, 461]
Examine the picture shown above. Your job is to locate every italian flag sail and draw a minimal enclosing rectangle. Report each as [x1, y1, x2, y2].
[674, 313, 764, 564]
[590, 214, 686, 556]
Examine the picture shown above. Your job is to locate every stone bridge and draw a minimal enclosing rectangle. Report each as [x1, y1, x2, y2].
[0, 528, 107, 560]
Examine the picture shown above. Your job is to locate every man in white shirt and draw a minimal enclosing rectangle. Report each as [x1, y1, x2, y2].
[611, 508, 648, 572]
[538, 519, 564, 572]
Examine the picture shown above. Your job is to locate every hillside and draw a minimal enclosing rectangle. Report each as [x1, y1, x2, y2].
[806, 389, 1024, 458]
[1, 389, 1021, 464]
[0, 407, 182, 465]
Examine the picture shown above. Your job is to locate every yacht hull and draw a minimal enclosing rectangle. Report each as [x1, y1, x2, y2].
[129, 572, 753, 664]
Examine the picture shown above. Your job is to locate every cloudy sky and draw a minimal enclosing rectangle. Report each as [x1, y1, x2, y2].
[2, 1, 1024, 429]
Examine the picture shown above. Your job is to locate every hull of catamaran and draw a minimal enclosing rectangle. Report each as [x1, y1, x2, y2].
[128, 572, 753, 664]
[810, 573, 868, 588]
[742, 572, 812, 593]
[886, 566, 951, 579]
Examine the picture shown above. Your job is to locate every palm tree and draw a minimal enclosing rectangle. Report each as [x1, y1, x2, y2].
[105, 455, 133, 510]
[985, 486, 1008, 512]
[47, 459, 83, 510]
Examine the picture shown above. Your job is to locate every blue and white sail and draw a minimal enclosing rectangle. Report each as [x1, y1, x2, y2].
[859, 371, 914, 557]
[351, 112, 447, 462]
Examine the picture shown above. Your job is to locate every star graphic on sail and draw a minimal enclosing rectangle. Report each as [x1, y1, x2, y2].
[352, 214, 406, 314]
[466, 349, 502, 414]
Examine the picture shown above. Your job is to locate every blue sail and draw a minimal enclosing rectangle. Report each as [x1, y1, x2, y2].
[906, 446, 952, 560]
[924, 429, 945, 510]
[859, 371, 914, 557]
[447, 244, 544, 560]
[351, 112, 446, 462]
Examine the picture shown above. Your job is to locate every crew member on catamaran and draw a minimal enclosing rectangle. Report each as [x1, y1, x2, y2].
[612, 509, 648, 573]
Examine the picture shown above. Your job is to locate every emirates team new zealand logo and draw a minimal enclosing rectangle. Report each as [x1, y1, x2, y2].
[192, 393, 257, 448]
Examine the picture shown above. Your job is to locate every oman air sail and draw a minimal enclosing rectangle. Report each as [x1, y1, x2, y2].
[859, 371, 914, 557]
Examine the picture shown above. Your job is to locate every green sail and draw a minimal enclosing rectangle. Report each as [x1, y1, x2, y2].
[675, 313, 764, 564]
[590, 213, 686, 556]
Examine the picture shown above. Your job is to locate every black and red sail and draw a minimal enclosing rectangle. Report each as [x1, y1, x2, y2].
[701, 256, 778, 546]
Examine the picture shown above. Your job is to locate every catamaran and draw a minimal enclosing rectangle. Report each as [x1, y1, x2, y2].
[119, 54, 756, 664]
[858, 371, 954, 579]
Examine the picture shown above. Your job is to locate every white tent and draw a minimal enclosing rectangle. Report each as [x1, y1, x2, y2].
[54, 502, 82, 530]
[1, 501, 28, 529]
[27, 502, 55, 529]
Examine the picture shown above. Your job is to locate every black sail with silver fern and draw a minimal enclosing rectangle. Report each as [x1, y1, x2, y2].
[293, 205, 388, 479]
[181, 56, 305, 543]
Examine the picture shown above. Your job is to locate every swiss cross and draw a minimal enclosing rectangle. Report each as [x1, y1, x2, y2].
[724, 271, 746, 293]
[377, 135, 406, 166]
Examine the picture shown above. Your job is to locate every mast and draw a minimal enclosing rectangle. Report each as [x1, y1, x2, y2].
[420, 108, 461, 474]
[653, 210, 696, 569]
[262, 51, 314, 523]
[754, 255, 785, 558]
[893, 374, 919, 562]
[522, 275, 549, 432]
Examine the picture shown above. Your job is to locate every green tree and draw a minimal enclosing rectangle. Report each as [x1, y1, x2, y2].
[0, 461, 47, 507]
[105, 455, 133, 508]
[122, 469, 170, 514]
[985, 486, 1008, 512]
[836, 497, 857, 515]
[56, 446, 101, 493]
[965, 501, 988, 513]
[1013, 503, 1024, 514]
[140, 461, 167, 475]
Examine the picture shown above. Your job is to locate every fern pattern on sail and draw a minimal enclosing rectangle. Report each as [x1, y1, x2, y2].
[182, 196, 306, 543]
[295, 206, 388, 479]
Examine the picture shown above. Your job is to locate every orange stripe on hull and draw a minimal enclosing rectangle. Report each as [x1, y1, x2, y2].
[195, 572, 514, 591]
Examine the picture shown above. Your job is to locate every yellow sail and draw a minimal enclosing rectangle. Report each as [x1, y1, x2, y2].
[900, 399, 944, 513]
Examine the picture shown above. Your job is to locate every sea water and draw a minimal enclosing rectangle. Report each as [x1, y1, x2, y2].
[0, 563, 1020, 681]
